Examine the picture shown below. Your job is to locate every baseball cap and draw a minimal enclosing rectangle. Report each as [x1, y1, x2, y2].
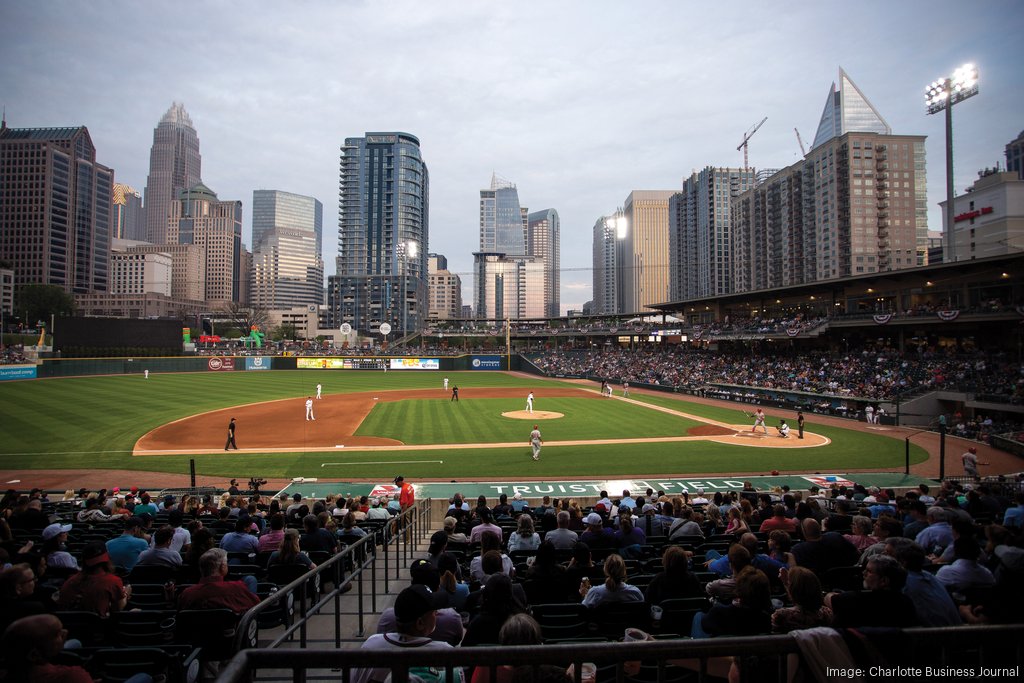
[394, 584, 440, 622]
[641, 504, 656, 513]
[968, 447, 977, 454]
[585, 512, 603, 526]
[428, 530, 448, 550]
[594, 503, 607, 512]
[696, 488, 705, 494]
[394, 475, 404, 484]
[42, 523, 73, 540]
[409, 558, 442, 590]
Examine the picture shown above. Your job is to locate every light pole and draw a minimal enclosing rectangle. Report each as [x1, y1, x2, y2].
[925, 63, 979, 264]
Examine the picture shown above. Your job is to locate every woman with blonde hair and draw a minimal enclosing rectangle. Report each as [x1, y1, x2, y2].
[772, 566, 833, 633]
[724, 507, 751, 536]
[580, 553, 644, 608]
[703, 504, 724, 536]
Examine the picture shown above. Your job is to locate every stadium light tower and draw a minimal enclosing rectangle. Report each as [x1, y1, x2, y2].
[925, 63, 979, 264]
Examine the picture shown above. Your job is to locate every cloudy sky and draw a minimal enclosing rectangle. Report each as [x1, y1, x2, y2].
[2, 1, 1022, 312]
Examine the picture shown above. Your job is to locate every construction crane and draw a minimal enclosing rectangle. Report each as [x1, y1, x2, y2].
[794, 127, 807, 156]
[737, 116, 767, 170]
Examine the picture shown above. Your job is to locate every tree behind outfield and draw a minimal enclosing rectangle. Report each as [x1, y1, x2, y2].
[15, 284, 76, 325]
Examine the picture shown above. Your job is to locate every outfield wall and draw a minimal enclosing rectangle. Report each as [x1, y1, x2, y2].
[31, 353, 517, 378]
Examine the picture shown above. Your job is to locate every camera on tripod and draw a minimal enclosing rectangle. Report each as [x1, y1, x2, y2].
[248, 476, 268, 493]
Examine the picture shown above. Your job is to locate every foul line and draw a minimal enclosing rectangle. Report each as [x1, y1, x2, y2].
[321, 460, 444, 467]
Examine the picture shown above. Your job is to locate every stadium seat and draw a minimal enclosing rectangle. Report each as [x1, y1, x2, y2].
[54, 610, 109, 646]
[657, 597, 711, 635]
[110, 609, 178, 646]
[823, 565, 863, 592]
[590, 601, 650, 639]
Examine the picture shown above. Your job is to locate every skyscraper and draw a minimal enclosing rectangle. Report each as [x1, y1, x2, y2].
[0, 123, 112, 293]
[592, 211, 622, 315]
[427, 253, 463, 322]
[473, 252, 545, 321]
[328, 132, 428, 336]
[669, 167, 756, 301]
[144, 103, 201, 245]
[166, 182, 244, 305]
[1007, 130, 1024, 180]
[527, 209, 560, 317]
[112, 183, 145, 241]
[810, 68, 891, 150]
[479, 174, 527, 255]
[619, 190, 675, 313]
[250, 190, 324, 310]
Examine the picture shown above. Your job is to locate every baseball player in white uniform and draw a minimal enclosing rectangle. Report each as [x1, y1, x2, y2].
[305, 397, 315, 421]
[530, 425, 543, 461]
[751, 408, 768, 434]
[443, 377, 449, 390]
[316, 383, 322, 399]
[865, 405, 874, 424]
[526, 391, 534, 414]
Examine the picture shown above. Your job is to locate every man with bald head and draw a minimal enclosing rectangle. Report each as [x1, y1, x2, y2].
[2, 614, 92, 682]
[791, 518, 859, 577]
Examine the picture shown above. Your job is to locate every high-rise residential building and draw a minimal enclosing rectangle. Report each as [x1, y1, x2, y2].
[0, 267, 13, 317]
[249, 190, 324, 310]
[166, 182, 244, 305]
[112, 183, 145, 241]
[473, 252, 545, 321]
[619, 191, 675, 313]
[0, 123, 112, 293]
[252, 190, 323, 254]
[527, 209, 560, 317]
[328, 132, 428, 336]
[669, 167, 756, 301]
[144, 103, 201, 245]
[592, 211, 622, 315]
[730, 71, 927, 294]
[427, 253, 462, 322]
[1006, 130, 1024, 180]
[479, 174, 527, 255]
[940, 170, 1024, 261]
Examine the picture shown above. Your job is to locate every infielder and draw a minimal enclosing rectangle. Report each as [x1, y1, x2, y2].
[305, 397, 315, 421]
[443, 377, 449, 390]
[530, 424, 543, 461]
[526, 391, 535, 414]
[316, 383, 322, 399]
[622, 381, 629, 397]
[750, 408, 768, 434]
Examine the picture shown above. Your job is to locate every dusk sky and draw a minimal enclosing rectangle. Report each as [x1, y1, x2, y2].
[2, 1, 1022, 312]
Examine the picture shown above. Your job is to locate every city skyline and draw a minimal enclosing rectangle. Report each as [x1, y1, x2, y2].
[2, 1, 1021, 313]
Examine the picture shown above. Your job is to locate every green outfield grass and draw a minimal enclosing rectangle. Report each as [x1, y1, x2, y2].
[0, 370, 928, 479]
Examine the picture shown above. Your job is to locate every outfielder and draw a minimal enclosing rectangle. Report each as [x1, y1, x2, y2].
[526, 391, 535, 414]
[305, 397, 315, 421]
[530, 425, 543, 461]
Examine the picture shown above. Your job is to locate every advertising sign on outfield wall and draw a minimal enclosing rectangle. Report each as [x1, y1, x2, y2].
[207, 357, 235, 371]
[245, 357, 270, 371]
[297, 357, 388, 370]
[0, 365, 37, 381]
[471, 355, 503, 370]
[389, 358, 439, 370]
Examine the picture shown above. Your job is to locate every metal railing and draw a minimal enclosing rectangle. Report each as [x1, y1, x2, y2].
[235, 499, 433, 652]
[217, 624, 1024, 683]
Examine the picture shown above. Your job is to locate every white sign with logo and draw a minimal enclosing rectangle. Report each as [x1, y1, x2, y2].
[379, 323, 392, 336]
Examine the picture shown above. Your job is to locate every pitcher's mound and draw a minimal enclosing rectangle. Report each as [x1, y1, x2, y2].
[502, 410, 564, 420]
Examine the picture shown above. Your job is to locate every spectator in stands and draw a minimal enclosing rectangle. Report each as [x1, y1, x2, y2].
[2, 614, 97, 683]
[220, 516, 259, 554]
[668, 506, 703, 540]
[353, 585, 459, 683]
[723, 507, 750, 537]
[470, 536, 513, 583]
[300, 513, 338, 555]
[693, 567, 773, 638]
[915, 507, 954, 556]
[0, 564, 49, 635]
[469, 508, 502, 544]
[437, 552, 470, 611]
[366, 497, 390, 521]
[580, 553, 643, 608]
[858, 516, 903, 565]
[268, 529, 316, 570]
[615, 515, 646, 555]
[902, 500, 930, 539]
[76, 497, 111, 524]
[510, 492, 529, 514]
[425, 530, 452, 570]
[884, 537, 961, 627]
[826, 555, 917, 627]
[178, 548, 260, 612]
[791, 519, 859, 578]
[40, 523, 78, 571]
[580, 512, 615, 549]
[55, 541, 129, 617]
[936, 537, 996, 593]
[771, 567, 833, 633]
[702, 505, 725, 536]
[378, 559, 464, 646]
[447, 493, 470, 520]
[470, 613, 544, 683]
[8, 498, 49, 531]
[645, 545, 702, 605]
[1002, 492, 1024, 529]
[564, 542, 603, 587]
[443, 516, 469, 544]
[339, 512, 367, 540]
[165, 510, 191, 553]
[759, 505, 799, 534]
[136, 526, 183, 569]
[619, 490, 637, 510]
[842, 516, 879, 552]
[492, 494, 513, 520]
[464, 574, 527, 646]
[524, 540, 572, 604]
[258, 513, 286, 552]
[105, 518, 149, 573]
[507, 515, 541, 552]
[132, 493, 158, 517]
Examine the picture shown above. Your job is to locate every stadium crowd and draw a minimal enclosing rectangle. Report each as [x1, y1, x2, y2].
[3, 477, 1024, 680]
[528, 346, 1024, 404]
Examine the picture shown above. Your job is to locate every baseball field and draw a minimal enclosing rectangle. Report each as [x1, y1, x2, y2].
[0, 369, 927, 481]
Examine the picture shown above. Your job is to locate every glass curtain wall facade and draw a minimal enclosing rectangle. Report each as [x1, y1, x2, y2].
[112, 183, 145, 241]
[252, 190, 323, 254]
[251, 190, 324, 310]
[144, 103, 201, 246]
[527, 208, 560, 317]
[619, 191, 674, 313]
[329, 132, 428, 336]
[479, 175, 526, 255]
